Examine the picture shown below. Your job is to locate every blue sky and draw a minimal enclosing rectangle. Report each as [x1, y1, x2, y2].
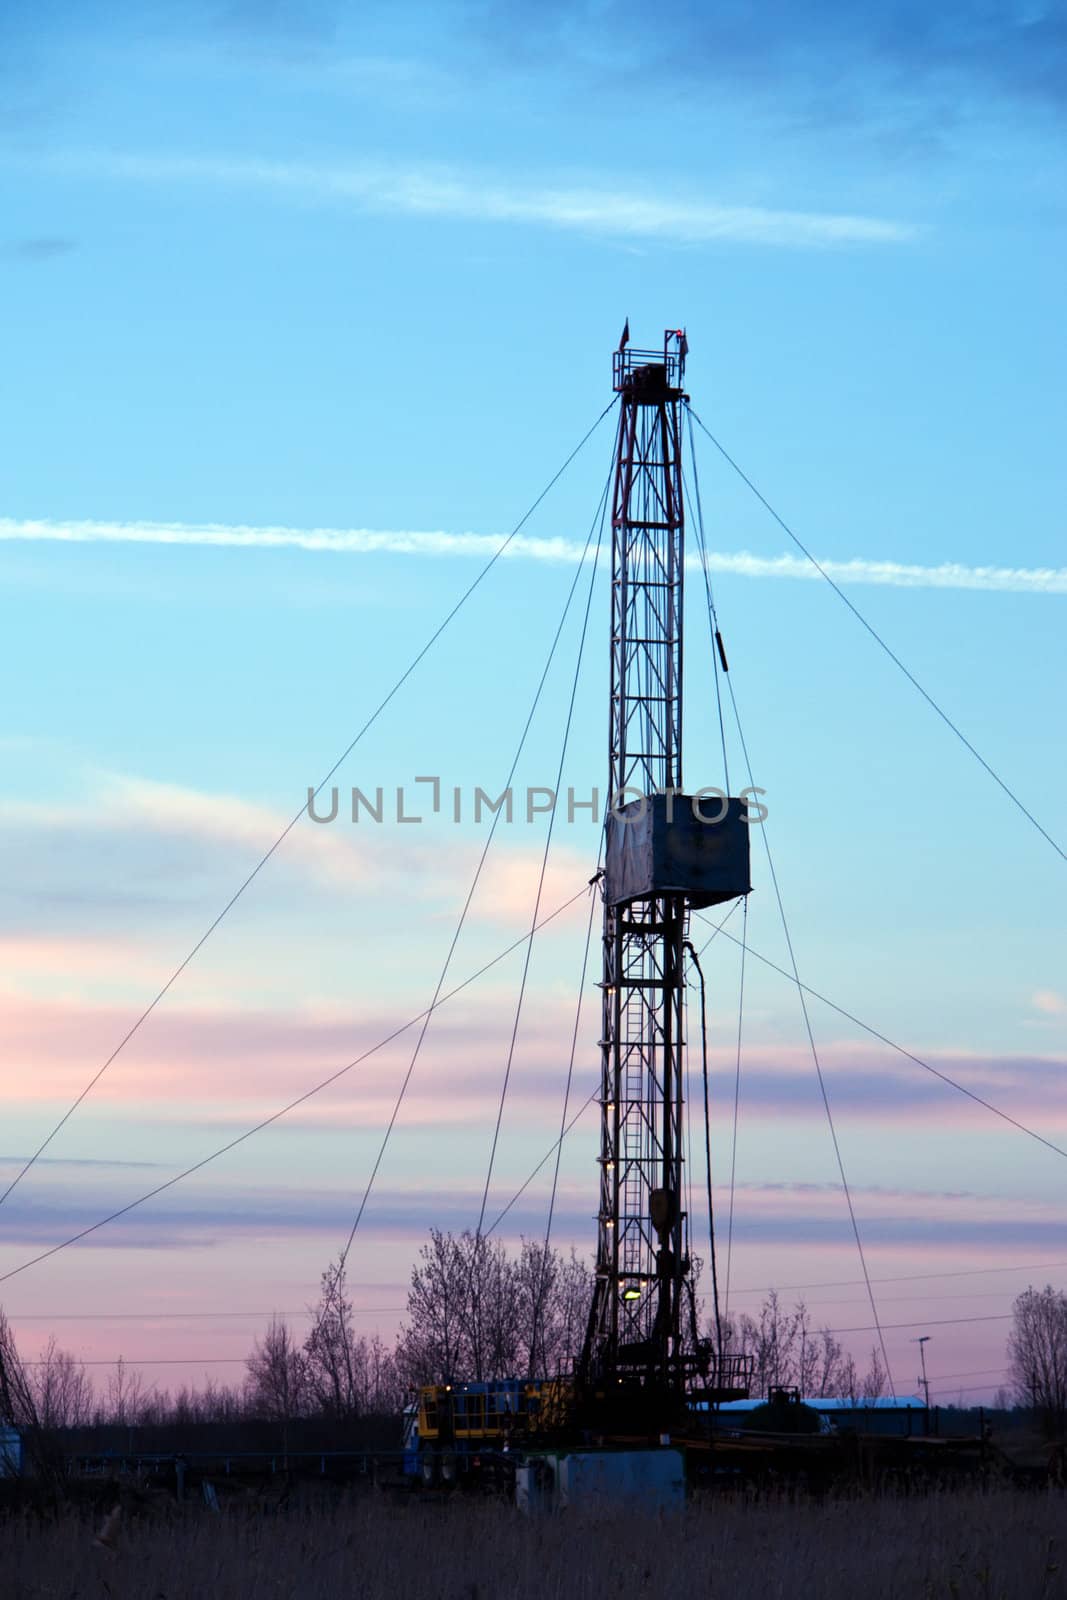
[0, 1, 1065, 1402]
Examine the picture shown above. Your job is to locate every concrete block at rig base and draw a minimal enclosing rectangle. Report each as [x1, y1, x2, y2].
[517, 1448, 686, 1515]
[515, 1458, 555, 1515]
[605, 793, 751, 909]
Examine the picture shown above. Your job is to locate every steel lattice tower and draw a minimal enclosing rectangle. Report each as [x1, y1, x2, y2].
[581, 330, 751, 1405]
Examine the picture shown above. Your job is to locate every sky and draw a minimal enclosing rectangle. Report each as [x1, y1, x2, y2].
[1, 0, 1065, 1407]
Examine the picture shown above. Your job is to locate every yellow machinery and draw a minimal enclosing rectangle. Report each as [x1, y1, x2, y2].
[418, 1379, 541, 1448]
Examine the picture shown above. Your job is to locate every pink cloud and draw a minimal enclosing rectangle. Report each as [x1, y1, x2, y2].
[0, 984, 600, 1129]
[3, 976, 1066, 1143]
[5, 769, 598, 917]
[0, 934, 167, 989]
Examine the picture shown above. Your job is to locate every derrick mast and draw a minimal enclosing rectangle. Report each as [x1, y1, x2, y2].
[581, 330, 751, 1406]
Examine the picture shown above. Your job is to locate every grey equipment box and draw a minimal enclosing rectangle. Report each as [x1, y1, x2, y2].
[516, 1447, 686, 1515]
[604, 793, 752, 909]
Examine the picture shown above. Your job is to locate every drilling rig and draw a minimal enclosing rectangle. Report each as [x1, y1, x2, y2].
[414, 329, 754, 1482]
[576, 327, 753, 1433]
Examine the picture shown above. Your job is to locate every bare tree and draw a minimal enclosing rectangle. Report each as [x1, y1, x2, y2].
[246, 1318, 308, 1421]
[360, 1333, 403, 1414]
[723, 1293, 874, 1400]
[94, 1373, 244, 1427]
[97, 1357, 155, 1426]
[812, 1328, 848, 1398]
[396, 1231, 593, 1386]
[519, 1243, 593, 1378]
[286, 1257, 406, 1417]
[168, 1385, 200, 1426]
[554, 1249, 594, 1374]
[837, 1353, 859, 1404]
[0, 1310, 37, 1429]
[396, 1229, 475, 1386]
[304, 1259, 363, 1417]
[29, 1338, 94, 1428]
[733, 1291, 804, 1393]
[196, 1378, 246, 1423]
[0, 1310, 66, 1488]
[468, 1234, 523, 1381]
[860, 1345, 887, 1401]
[1008, 1285, 1067, 1431]
[140, 1381, 173, 1425]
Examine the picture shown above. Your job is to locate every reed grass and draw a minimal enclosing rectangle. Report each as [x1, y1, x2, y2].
[2, 1488, 1062, 1599]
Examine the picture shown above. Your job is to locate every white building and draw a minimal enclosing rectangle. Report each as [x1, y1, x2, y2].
[713, 1396, 928, 1437]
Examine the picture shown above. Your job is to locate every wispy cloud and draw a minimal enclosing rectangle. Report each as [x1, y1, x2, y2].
[3, 515, 1064, 595]
[31, 149, 917, 248]
[0, 975, 597, 1122]
[0, 768, 594, 929]
[1, 237, 76, 262]
[0, 768, 594, 1021]
[3, 1161, 1063, 1260]
[5, 957, 1066, 1133]
[0, 1170, 595, 1254]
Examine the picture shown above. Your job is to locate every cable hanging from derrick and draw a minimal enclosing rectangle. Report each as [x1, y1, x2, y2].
[682, 954, 699, 1368]
[0, 398, 618, 1214]
[0, 883, 594, 1289]
[472, 467, 610, 1257]
[693, 908, 1067, 1165]
[684, 409, 896, 1394]
[488, 887, 1067, 1263]
[723, 895, 748, 1321]
[309, 459, 616, 1386]
[683, 939, 723, 1362]
[334, 458, 615, 1281]
[528, 858, 602, 1379]
[683, 408, 749, 1339]
[686, 405, 1066, 868]
[683, 409, 732, 794]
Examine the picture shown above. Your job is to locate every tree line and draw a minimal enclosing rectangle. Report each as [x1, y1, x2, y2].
[720, 1289, 888, 1403]
[6, 1239, 1067, 1432]
[0, 1234, 592, 1430]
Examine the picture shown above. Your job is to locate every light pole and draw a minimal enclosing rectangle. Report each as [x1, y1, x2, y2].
[913, 1335, 931, 1409]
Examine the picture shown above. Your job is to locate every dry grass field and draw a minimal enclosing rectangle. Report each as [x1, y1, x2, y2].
[2, 1489, 1065, 1600]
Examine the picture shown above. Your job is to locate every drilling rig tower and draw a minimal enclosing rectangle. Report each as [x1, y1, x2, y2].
[578, 328, 753, 1427]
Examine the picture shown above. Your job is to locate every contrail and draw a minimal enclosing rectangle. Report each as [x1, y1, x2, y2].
[2, 516, 1064, 595]
[25, 150, 916, 249]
